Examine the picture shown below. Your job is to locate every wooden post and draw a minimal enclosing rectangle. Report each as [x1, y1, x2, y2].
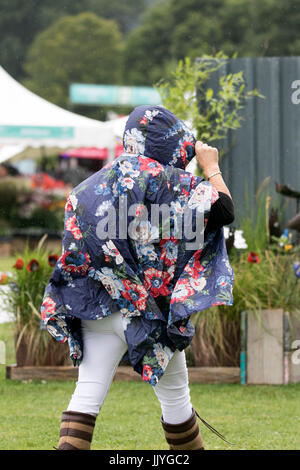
[247, 309, 284, 384]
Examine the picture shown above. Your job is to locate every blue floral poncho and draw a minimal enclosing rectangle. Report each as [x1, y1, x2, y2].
[41, 105, 234, 386]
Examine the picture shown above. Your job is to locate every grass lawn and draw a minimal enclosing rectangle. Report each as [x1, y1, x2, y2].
[0, 321, 299, 450]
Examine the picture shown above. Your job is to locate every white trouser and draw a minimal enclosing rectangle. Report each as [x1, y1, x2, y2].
[67, 311, 193, 424]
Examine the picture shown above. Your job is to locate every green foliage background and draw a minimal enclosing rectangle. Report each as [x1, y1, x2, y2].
[23, 13, 124, 110]
[0, 0, 299, 114]
[123, 0, 300, 85]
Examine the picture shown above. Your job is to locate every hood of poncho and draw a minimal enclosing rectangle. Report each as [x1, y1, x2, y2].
[123, 105, 196, 170]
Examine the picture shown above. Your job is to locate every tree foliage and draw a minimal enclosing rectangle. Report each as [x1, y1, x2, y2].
[124, 0, 300, 86]
[1, 0, 299, 108]
[123, 0, 174, 86]
[155, 55, 263, 144]
[0, 0, 148, 79]
[23, 13, 123, 109]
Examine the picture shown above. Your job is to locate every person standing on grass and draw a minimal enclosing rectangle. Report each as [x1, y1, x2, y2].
[41, 105, 234, 450]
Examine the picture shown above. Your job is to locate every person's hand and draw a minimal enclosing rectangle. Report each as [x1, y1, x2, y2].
[195, 141, 220, 179]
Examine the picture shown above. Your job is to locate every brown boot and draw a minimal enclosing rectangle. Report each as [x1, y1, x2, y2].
[161, 408, 205, 450]
[58, 410, 96, 450]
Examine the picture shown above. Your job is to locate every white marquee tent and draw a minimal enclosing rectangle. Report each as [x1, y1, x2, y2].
[0, 66, 119, 163]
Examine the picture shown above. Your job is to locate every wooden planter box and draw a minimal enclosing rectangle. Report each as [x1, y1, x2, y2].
[241, 310, 300, 385]
[6, 365, 240, 384]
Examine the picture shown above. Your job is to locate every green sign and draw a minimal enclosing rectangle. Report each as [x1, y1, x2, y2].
[0, 125, 74, 139]
[70, 84, 161, 106]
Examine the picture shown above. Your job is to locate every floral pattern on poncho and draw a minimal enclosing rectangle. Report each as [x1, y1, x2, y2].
[40, 105, 234, 385]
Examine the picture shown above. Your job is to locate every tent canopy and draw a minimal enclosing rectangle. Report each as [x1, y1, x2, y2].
[0, 66, 114, 149]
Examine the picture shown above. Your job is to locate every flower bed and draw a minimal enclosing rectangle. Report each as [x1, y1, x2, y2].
[1, 236, 69, 366]
[0, 174, 70, 235]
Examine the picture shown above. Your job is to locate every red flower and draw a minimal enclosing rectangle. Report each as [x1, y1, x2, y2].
[41, 296, 56, 320]
[171, 279, 195, 304]
[31, 172, 66, 190]
[13, 258, 24, 270]
[139, 116, 148, 126]
[65, 198, 73, 212]
[65, 215, 83, 240]
[185, 250, 204, 277]
[142, 364, 153, 381]
[26, 259, 40, 272]
[60, 251, 91, 275]
[159, 237, 178, 267]
[138, 156, 162, 176]
[144, 268, 171, 297]
[135, 204, 146, 217]
[48, 254, 59, 267]
[190, 175, 197, 189]
[180, 140, 195, 166]
[0, 273, 8, 284]
[122, 279, 148, 311]
[247, 252, 260, 263]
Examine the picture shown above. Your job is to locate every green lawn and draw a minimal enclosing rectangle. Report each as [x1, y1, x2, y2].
[0, 321, 299, 450]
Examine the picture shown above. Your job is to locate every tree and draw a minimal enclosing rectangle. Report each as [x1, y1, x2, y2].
[168, 0, 225, 57]
[23, 13, 123, 111]
[245, 0, 300, 56]
[123, 0, 232, 86]
[0, 0, 44, 79]
[0, 0, 148, 79]
[123, 0, 300, 86]
[82, 0, 148, 34]
[123, 0, 174, 86]
[165, 0, 300, 57]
